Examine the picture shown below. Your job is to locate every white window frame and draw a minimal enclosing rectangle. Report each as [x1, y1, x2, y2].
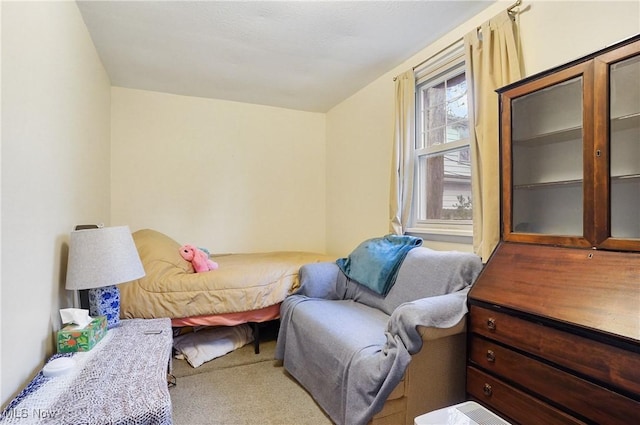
[408, 41, 473, 243]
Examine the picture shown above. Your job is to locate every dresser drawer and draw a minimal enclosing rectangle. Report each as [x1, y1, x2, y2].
[467, 366, 586, 425]
[469, 305, 640, 396]
[469, 336, 640, 425]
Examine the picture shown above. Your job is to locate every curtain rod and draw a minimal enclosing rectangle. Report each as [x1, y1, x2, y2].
[507, 0, 523, 15]
[393, 0, 523, 80]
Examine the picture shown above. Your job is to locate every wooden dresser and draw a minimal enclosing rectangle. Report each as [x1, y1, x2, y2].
[468, 243, 640, 424]
[466, 35, 640, 425]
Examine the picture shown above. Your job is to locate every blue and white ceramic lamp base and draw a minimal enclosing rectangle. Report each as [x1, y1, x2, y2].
[87, 285, 121, 329]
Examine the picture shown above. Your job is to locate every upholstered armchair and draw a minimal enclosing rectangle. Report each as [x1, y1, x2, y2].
[275, 246, 483, 425]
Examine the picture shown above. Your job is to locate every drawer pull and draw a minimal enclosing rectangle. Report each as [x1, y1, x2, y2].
[483, 383, 493, 397]
[486, 350, 496, 363]
[487, 317, 496, 330]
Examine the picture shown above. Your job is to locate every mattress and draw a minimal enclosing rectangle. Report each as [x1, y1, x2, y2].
[118, 229, 333, 321]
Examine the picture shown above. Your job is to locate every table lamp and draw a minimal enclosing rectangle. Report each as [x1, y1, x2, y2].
[65, 225, 145, 329]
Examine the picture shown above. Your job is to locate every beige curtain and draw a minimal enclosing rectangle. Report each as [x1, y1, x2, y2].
[389, 70, 416, 235]
[465, 10, 522, 262]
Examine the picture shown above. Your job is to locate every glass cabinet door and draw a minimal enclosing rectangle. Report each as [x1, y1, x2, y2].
[610, 55, 639, 238]
[511, 77, 584, 236]
[501, 63, 593, 247]
[596, 41, 640, 251]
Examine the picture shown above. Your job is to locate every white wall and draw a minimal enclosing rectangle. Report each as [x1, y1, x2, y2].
[1, 1, 111, 407]
[110, 87, 326, 253]
[325, 77, 395, 256]
[325, 0, 640, 257]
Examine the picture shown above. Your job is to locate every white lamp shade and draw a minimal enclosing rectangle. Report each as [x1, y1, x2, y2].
[65, 226, 145, 290]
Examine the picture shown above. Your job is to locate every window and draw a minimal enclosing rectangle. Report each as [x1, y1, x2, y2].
[411, 47, 472, 240]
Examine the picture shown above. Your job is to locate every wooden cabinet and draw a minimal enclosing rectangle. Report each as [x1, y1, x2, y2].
[467, 35, 640, 425]
[500, 36, 640, 251]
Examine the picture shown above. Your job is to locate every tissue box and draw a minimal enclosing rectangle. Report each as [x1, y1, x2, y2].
[57, 316, 107, 353]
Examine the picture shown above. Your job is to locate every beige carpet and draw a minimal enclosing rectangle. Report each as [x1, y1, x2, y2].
[169, 325, 333, 425]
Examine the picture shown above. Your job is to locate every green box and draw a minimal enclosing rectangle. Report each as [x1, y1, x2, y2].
[57, 316, 107, 353]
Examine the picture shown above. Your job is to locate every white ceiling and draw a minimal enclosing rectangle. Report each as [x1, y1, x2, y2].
[77, 0, 496, 112]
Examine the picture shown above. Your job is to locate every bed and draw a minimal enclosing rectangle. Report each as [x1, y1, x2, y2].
[118, 229, 333, 349]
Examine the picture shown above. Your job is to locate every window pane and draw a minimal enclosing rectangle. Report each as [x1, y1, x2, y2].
[447, 73, 469, 142]
[422, 81, 446, 148]
[416, 147, 472, 220]
[418, 70, 468, 150]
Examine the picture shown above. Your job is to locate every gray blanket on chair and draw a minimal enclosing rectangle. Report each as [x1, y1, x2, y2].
[275, 248, 482, 425]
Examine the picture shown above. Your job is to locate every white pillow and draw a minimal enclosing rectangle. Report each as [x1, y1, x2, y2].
[173, 324, 254, 368]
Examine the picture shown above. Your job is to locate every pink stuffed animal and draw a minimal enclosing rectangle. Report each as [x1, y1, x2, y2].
[179, 244, 219, 273]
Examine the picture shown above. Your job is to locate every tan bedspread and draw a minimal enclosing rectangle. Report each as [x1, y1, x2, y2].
[119, 229, 333, 320]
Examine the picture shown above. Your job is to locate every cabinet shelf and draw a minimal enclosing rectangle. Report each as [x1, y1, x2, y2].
[613, 111, 640, 122]
[513, 125, 581, 146]
[512, 107, 638, 146]
[513, 179, 581, 190]
[514, 173, 640, 190]
[615, 173, 640, 180]
[612, 112, 640, 132]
